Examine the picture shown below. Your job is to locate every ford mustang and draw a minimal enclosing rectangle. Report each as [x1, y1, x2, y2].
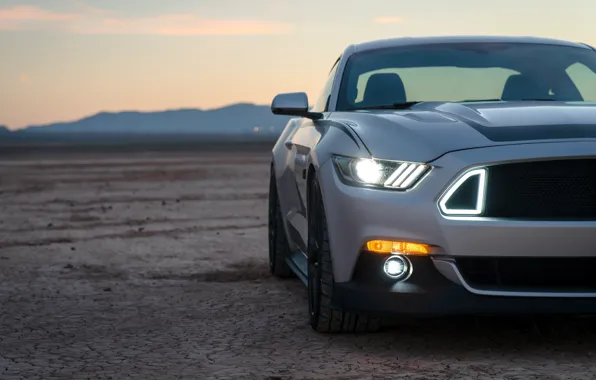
[267, 35, 596, 333]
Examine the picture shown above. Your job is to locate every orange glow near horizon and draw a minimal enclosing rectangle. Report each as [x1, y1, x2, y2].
[1, 0, 594, 129]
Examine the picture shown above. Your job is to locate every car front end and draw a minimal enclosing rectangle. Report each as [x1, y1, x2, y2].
[318, 139, 596, 316]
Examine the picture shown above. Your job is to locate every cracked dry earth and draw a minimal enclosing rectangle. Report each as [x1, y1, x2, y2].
[1, 149, 596, 380]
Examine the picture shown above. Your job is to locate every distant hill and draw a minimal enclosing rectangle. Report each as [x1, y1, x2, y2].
[0, 103, 294, 144]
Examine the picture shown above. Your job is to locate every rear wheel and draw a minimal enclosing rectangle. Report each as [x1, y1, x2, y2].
[268, 166, 294, 278]
[307, 173, 382, 333]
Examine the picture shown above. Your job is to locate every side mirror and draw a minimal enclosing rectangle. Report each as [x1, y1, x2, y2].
[271, 92, 323, 120]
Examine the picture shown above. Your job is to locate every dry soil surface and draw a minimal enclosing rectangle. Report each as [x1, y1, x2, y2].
[1, 150, 596, 380]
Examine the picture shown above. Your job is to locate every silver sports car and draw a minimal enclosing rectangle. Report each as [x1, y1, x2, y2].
[267, 35, 596, 333]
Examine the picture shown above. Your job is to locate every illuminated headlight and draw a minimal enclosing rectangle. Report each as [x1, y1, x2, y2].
[332, 155, 430, 190]
[438, 168, 488, 216]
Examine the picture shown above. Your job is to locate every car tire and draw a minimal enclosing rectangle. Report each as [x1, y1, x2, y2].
[268, 165, 295, 279]
[307, 173, 382, 333]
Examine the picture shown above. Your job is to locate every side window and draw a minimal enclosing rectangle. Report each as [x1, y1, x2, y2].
[566, 62, 596, 101]
[311, 59, 340, 112]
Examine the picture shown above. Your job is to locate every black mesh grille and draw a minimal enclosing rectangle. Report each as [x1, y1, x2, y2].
[484, 159, 596, 219]
[456, 257, 596, 291]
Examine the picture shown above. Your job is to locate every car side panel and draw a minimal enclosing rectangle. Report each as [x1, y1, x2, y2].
[272, 116, 366, 255]
[272, 118, 305, 253]
[284, 117, 319, 252]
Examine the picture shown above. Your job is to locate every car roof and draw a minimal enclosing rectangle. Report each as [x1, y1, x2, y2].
[349, 35, 592, 54]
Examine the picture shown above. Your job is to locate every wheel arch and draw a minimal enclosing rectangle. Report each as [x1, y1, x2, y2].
[305, 162, 343, 278]
[304, 120, 369, 277]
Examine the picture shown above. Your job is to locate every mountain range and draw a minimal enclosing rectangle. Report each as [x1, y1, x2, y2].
[0, 103, 294, 143]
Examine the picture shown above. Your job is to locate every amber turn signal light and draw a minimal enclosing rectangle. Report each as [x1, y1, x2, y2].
[365, 240, 432, 255]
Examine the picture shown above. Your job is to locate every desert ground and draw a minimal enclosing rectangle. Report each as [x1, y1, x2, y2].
[1, 147, 596, 380]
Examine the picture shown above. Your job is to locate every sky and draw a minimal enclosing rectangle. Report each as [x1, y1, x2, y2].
[0, 0, 594, 129]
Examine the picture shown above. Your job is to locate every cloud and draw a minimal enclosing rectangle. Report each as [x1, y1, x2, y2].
[375, 17, 403, 24]
[72, 14, 292, 36]
[0, 4, 291, 35]
[0, 4, 79, 30]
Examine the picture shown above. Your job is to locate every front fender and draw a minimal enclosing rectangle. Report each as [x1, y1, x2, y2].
[307, 120, 368, 177]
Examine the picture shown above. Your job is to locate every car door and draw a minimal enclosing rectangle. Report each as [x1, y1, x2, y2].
[286, 59, 340, 253]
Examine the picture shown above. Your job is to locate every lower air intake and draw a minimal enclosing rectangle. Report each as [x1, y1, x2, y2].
[456, 257, 596, 291]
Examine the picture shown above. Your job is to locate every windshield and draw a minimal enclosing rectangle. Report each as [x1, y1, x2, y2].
[336, 42, 596, 111]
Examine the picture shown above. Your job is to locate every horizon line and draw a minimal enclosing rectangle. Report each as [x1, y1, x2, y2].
[3, 101, 273, 130]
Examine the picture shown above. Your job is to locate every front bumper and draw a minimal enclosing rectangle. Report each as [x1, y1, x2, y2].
[333, 254, 596, 316]
[318, 141, 596, 309]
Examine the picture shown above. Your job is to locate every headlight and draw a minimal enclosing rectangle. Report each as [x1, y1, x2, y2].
[332, 155, 430, 190]
[438, 167, 487, 216]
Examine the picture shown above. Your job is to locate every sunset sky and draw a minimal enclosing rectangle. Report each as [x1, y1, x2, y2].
[1, 0, 594, 129]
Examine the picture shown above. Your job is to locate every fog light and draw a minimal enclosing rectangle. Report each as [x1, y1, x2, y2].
[383, 255, 410, 280]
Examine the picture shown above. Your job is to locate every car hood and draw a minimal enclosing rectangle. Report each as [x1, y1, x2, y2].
[331, 101, 596, 163]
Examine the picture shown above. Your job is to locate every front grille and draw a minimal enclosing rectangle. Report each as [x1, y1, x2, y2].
[456, 257, 596, 291]
[484, 159, 596, 219]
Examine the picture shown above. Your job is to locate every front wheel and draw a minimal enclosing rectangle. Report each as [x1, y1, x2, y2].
[307, 174, 382, 333]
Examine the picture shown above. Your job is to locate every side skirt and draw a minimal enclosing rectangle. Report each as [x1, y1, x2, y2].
[287, 251, 308, 285]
